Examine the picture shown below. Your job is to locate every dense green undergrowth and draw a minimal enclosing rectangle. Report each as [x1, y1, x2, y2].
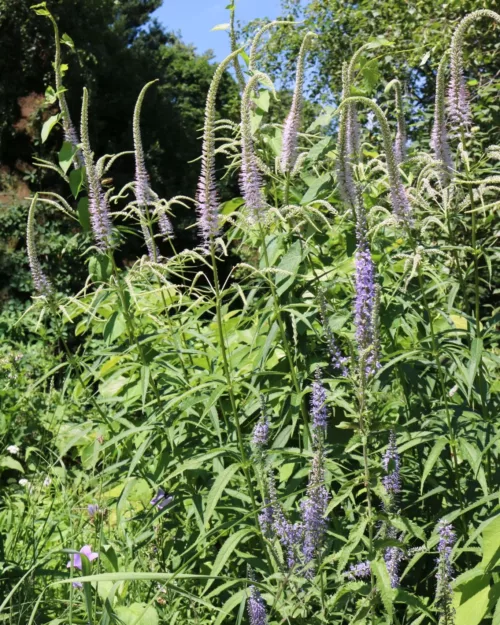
[1, 4, 500, 625]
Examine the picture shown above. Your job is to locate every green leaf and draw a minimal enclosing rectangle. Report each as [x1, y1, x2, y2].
[421, 437, 448, 493]
[211, 23, 230, 31]
[300, 173, 331, 205]
[58, 141, 76, 174]
[214, 589, 247, 625]
[61, 33, 74, 48]
[275, 241, 302, 296]
[69, 167, 85, 198]
[31, 2, 50, 17]
[0, 456, 24, 473]
[103, 312, 127, 344]
[114, 603, 158, 625]
[204, 464, 241, 528]
[361, 59, 380, 93]
[203, 528, 254, 593]
[494, 596, 500, 625]
[453, 573, 490, 625]
[89, 254, 112, 282]
[41, 114, 60, 143]
[481, 514, 500, 571]
[77, 197, 91, 232]
[467, 338, 483, 397]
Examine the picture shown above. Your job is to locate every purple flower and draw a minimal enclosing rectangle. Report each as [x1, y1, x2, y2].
[448, 70, 471, 136]
[436, 520, 456, 624]
[150, 488, 174, 511]
[273, 513, 303, 569]
[247, 585, 268, 625]
[384, 527, 404, 588]
[280, 108, 300, 174]
[240, 142, 265, 222]
[67, 545, 99, 571]
[87, 504, 99, 518]
[27, 198, 53, 297]
[300, 448, 330, 577]
[310, 370, 328, 435]
[354, 239, 379, 376]
[252, 416, 269, 448]
[382, 431, 401, 496]
[347, 560, 371, 581]
[258, 499, 274, 539]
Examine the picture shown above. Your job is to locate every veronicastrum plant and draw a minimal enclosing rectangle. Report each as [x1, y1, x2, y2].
[1, 4, 500, 625]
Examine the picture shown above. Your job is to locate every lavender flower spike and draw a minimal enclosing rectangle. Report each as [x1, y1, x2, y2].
[354, 207, 379, 376]
[279, 32, 316, 174]
[133, 80, 162, 259]
[27, 195, 53, 296]
[240, 72, 273, 221]
[384, 527, 404, 588]
[435, 519, 456, 625]
[81, 88, 112, 251]
[448, 10, 500, 136]
[340, 97, 413, 225]
[347, 560, 371, 581]
[300, 447, 330, 578]
[252, 415, 269, 448]
[197, 48, 243, 248]
[432, 53, 453, 185]
[310, 369, 328, 435]
[386, 79, 407, 165]
[247, 585, 268, 625]
[382, 431, 401, 496]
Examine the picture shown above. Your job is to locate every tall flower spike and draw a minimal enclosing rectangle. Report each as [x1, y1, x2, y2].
[432, 53, 453, 185]
[27, 194, 53, 296]
[252, 397, 270, 449]
[197, 48, 243, 248]
[341, 97, 413, 225]
[279, 32, 317, 174]
[268, 474, 303, 568]
[382, 430, 401, 497]
[81, 88, 112, 251]
[384, 526, 404, 588]
[249, 20, 296, 74]
[247, 585, 268, 625]
[435, 519, 456, 625]
[310, 369, 328, 436]
[336, 59, 363, 212]
[353, 202, 379, 376]
[448, 10, 500, 136]
[386, 79, 407, 165]
[33, 4, 82, 166]
[300, 447, 330, 578]
[133, 80, 162, 260]
[240, 72, 274, 221]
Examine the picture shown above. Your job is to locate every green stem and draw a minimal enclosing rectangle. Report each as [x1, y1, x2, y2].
[258, 224, 311, 444]
[109, 252, 161, 405]
[407, 231, 464, 509]
[208, 241, 269, 548]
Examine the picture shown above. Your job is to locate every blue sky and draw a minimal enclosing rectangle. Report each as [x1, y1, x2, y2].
[153, 0, 283, 61]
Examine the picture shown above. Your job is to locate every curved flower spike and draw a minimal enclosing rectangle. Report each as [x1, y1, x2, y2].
[339, 97, 413, 226]
[448, 10, 500, 135]
[279, 32, 317, 174]
[432, 53, 453, 185]
[27, 194, 53, 297]
[385, 79, 407, 165]
[197, 47, 244, 249]
[133, 80, 162, 259]
[240, 71, 275, 221]
[81, 88, 113, 251]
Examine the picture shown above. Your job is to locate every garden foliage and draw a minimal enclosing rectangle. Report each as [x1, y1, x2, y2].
[1, 4, 500, 625]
